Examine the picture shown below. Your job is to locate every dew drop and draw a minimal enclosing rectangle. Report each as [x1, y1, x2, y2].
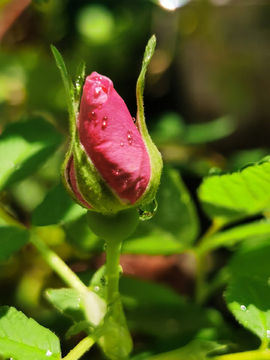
[102, 120, 107, 129]
[127, 130, 133, 145]
[98, 103, 102, 109]
[138, 198, 158, 221]
[94, 286, 99, 292]
[99, 76, 103, 80]
[120, 141, 124, 147]
[94, 87, 101, 97]
[45, 350, 52, 357]
[240, 305, 246, 311]
[115, 169, 120, 175]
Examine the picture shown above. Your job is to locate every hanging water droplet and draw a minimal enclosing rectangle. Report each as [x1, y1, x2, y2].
[102, 120, 107, 129]
[94, 87, 101, 97]
[45, 350, 52, 357]
[132, 117, 136, 123]
[138, 198, 158, 221]
[127, 130, 133, 145]
[100, 275, 107, 286]
[94, 286, 99, 292]
[103, 243, 107, 251]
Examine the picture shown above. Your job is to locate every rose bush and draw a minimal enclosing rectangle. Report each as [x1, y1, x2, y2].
[63, 71, 162, 214]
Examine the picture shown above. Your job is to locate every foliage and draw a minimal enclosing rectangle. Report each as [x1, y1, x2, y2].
[1, 2, 270, 359]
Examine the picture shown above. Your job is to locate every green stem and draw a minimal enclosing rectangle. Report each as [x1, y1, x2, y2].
[62, 336, 95, 360]
[213, 350, 270, 360]
[30, 229, 88, 295]
[194, 219, 224, 305]
[106, 240, 122, 305]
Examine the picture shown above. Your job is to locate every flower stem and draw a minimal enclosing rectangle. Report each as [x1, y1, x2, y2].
[106, 240, 122, 305]
[62, 336, 95, 360]
[213, 349, 270, 360]
[30, 229, 88, 295]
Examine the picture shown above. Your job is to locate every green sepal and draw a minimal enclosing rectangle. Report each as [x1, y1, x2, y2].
[135, 35, 163, 206]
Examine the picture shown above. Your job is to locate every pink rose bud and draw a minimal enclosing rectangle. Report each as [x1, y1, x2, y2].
[62, 39, 162, 214]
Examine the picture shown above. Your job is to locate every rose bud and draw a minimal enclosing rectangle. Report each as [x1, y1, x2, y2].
[62, 70, 162, 214]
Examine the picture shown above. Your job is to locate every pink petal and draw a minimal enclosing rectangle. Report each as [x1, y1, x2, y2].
[78, 72, 151, 204]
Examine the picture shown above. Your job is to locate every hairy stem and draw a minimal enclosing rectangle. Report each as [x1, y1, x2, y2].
[213, 349, 270, 360]
[30, 229, 88, 295]
[62, 336, 95, 360]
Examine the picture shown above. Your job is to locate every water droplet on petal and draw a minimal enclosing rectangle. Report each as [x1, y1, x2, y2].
[138, 198, 158, 221]
[240, 305, 246, 311]
[98, 103, 102, 109]
[94, 87, 101, 97]
[127, 130, 133, 145]
[115, 169, 120, 175]
[102, 120, 107, 129]
[120, 141, 124, 147]
[94, 286, 99, 292]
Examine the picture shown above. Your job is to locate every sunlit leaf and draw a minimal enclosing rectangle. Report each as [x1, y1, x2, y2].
[225, 238, 270, 343]
[198, 159, 270, 225]
[0, 306, 61, 360]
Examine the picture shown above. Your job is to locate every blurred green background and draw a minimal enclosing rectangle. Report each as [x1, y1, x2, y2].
[1, 0, 270, 358]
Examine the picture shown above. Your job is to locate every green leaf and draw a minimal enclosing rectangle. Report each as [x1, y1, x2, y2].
[0, 306, 61, 360]
[0, 117, 63, 191]
[198, 159, 270, 225]
[198, 219, 270, 254]
[123, 166, 199, 255]
[46, 287, 106, 328]
[32, 182, 86, 226]
[0, 225, 29, 262]
[45, 288, 86, 323]
[143, 340, 229, 360]
[120, 276, 185, 309]
[184, 116, 236, 145]
[225, 238, 270, 343]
